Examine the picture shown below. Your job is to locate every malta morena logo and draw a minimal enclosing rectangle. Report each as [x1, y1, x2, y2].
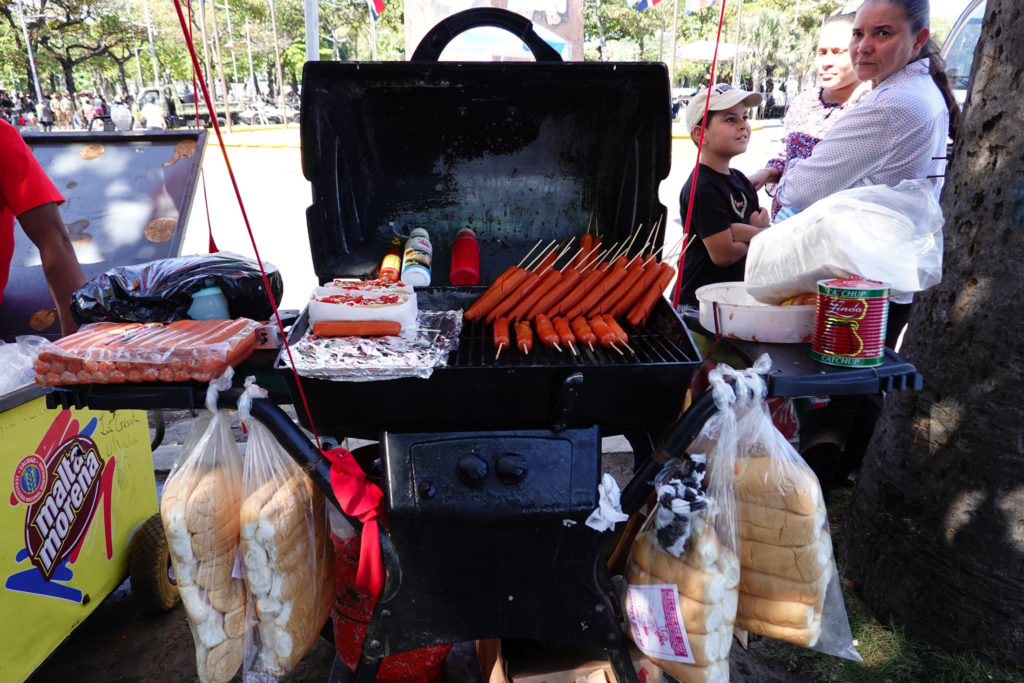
[24, 436, 105, 581]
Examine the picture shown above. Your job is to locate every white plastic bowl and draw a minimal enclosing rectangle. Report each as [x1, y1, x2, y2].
[695, 282, 815, 344]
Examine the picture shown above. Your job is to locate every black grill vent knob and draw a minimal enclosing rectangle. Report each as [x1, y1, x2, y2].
[457, 454, 489, 486]
[496, 453, 529, 485]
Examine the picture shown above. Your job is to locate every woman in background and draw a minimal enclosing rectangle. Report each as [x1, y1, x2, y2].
[777, 0, 960, 495]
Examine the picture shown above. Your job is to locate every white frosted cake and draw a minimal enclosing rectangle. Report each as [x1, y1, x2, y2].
[307, 279, 418, 329]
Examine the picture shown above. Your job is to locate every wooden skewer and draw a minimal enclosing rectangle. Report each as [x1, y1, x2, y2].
[516, 239, 544, 268]
[587, 342, 595, 352]
[554, 342, 563, 352]
[519, 342, 530, 354]
[525, 239, 557, 270]
[567, 341, 578, 356]
[609, 342, 625, 356]
[495, 343, 505, 360]
[585, 211, 595, 235]
[623, 341, 635, 355]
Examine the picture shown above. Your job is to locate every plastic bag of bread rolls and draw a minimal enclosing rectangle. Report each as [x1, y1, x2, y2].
[160, 369, 246, 683]
[623, 364, 743, 683]
[237, 378, 336, 679]
[728, 355, 861, 661]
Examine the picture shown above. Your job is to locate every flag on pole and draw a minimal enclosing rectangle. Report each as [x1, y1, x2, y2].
[368, 0, 385, 21]
[684, 0, 717, 13]
[630, 0, 662, 9]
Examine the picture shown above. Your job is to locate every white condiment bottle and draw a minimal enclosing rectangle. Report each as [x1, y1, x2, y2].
[401, 228, 432, 287]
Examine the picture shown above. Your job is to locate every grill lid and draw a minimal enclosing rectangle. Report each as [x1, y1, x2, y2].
[299, 57, 671, 285]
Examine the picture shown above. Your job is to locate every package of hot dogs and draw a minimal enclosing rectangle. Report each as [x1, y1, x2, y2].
[622, 364, 743, 683]
[237, 378, 335, 679]
[728, 356, 861, 661]
[27, 318, 259, 386]
[160, 371, 246, 683]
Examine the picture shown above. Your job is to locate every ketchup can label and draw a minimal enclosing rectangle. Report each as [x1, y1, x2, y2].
[811, 277, 889, 367]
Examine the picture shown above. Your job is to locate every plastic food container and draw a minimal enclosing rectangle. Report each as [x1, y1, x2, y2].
[695, 282, 815, 343]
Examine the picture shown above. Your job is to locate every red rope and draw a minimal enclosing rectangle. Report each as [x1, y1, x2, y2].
[671, 0, 730, 308]
[171, 0, 323, 448]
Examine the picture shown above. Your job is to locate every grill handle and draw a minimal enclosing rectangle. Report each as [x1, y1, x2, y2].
[410, 7, 564, 63]
[550, 371, 584, 432]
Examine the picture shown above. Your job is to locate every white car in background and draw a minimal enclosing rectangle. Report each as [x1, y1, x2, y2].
[940, 0, 986, 108]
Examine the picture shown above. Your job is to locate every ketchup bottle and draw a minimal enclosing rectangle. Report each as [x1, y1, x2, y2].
[449, 227, 480, 286]
[379, 237, 402, 282]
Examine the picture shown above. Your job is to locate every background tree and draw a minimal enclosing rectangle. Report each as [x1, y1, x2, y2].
[841, 0, 1024, 668]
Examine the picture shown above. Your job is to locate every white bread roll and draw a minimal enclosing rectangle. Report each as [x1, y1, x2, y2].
[204, 636, 244, 683]
[738, 566, 830, 606]
[737, 499, 826, 547]
[740, 529, 832, 584]
[194, 551, 235, 591]
[660, 656, 729, 683]
[737, 594, 817, 629]
[185, 468, 241, 536]
[734, 456, 823, 516]
[735, 613, 822, 648]
[627, 565, 725, 634]
[241, 469, 335, 675]
[208, 577, 245, 613]
[631, 534, 728, 605]
[223, 604, 246, 640]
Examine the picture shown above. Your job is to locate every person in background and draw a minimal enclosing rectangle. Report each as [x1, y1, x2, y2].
[748, 12, 869, 218]
[110, 96, 134, 131]
[140, 95, 167, 130]
[79, 95, 93, 130]
[0, 119, 85, 336]
[36, 96, 55, 132]
[60, 92, 75, 129]
[676, 83, 770, 307]
[774, 0, 960, 495]
[52, 94, 67, 129]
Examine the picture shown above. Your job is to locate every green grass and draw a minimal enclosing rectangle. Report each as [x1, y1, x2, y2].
[748, 487, 1024, 683]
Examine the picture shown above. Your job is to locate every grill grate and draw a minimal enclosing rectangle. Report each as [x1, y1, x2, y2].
[452, 316, 696, 369]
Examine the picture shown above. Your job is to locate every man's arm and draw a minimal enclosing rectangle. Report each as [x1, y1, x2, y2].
[19, 202, 85, 336]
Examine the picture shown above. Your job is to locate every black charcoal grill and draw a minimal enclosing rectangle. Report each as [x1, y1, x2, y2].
[275, 10, 700, 682]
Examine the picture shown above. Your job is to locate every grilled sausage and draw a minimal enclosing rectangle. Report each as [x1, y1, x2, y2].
[515, 320, 533, 354]
[534, 314, 560, 350]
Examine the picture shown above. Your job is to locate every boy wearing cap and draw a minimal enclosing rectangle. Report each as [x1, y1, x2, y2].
[677, 83, 770, 307]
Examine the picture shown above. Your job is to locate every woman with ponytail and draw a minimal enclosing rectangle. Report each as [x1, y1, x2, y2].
[773, 0, 961, 496]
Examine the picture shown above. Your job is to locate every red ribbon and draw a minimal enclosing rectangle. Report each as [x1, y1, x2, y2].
[323, 447, 386, 598]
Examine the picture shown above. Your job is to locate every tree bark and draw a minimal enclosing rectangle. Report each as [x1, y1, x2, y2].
[840, 0, 1024, 667]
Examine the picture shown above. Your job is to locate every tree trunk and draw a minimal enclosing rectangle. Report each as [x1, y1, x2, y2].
[841, 0, 1024, 667]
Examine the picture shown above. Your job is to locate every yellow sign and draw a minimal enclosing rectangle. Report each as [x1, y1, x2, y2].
[0, 395, 155, 682]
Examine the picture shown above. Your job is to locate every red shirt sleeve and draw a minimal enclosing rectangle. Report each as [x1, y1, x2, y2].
[0, 119, 65, 217]
[0, 119, 65, 301]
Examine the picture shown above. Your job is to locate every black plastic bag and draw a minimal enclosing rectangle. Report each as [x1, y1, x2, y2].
[71, 252, 283, 324]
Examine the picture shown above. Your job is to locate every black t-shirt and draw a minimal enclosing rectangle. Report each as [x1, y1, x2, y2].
[677, 164, 760, 306]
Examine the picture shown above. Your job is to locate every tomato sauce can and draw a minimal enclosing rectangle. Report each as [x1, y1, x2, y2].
[811, 277, 889, 367]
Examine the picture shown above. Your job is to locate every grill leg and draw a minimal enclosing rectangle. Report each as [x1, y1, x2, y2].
[606, 643, 641, 683]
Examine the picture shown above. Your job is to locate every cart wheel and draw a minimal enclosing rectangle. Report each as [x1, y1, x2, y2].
[129, 513, 180, 613]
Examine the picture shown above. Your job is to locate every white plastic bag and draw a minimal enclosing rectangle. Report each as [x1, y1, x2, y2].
[622, 364, 742, 683]
[745, 179, 944, 303]
[727, 356, 861, 662]
[160, 369, 247, 683]
[238, 377, 335, 681]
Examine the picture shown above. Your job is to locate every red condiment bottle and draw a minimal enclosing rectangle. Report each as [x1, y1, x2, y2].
[379, 237, 403, 282]
[449, 227, 480, 286]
